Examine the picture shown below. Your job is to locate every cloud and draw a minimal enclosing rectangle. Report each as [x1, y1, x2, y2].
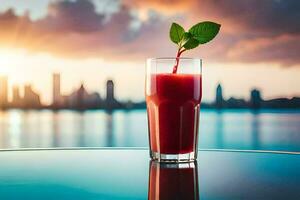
[0, 0, 299, 67]
[122, 0, 193, 16]
[196, 0, 300, 35]
[0, 0, 138, 58]
[227, 35, 300, 66]
[38, 0, 106, 33]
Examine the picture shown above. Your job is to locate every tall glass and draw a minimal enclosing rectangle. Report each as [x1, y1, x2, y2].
[146, 58, 202, 162]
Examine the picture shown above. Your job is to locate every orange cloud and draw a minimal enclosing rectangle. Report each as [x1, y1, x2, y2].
[123, 0, 194, 16]
[227, 35, 300, 66]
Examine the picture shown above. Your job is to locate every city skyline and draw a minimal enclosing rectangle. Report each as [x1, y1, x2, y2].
[0, 73, 127, 110]
[0, 73, 299, 110]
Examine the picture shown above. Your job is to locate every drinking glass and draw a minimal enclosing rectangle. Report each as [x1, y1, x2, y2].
[146, 58, 202, 162]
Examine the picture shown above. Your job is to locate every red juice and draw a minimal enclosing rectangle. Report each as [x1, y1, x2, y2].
[148, 161, 199, 200]
[146, 73, 202, 155]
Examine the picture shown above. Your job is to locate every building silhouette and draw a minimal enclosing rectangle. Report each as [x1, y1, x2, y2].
[77, 84, 85, 108]
[250, 89, 262, 109]
[215, 83, 224, 109]
[0, 76, 8, 108]
[226, 97, 247, 108]
[106, 79, 120, 109]
[53, 73, 61, 106]
[23, 85, 41, 108]
[11, 85, 22, 107]
[262, 97, 300, 109]
[65, 83, 103, 109]
[106, 80, 114, 102]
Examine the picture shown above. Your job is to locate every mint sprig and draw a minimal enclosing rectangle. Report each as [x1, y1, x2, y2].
[169, 21, 221, 73]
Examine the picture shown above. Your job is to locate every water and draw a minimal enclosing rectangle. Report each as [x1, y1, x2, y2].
[0, 109, 300, 152]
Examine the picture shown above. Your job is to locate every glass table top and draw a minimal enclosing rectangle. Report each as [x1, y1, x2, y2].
[0, 148, 299, 199]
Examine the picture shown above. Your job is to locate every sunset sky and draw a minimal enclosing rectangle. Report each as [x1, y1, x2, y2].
[0, 0, 299, 104]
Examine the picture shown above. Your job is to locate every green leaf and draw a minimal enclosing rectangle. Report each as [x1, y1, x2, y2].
[183, 37, 200, 49]
[182, 32, 200, 50]
[169, 23, 185, 44]
[189, 21, 221, 44]
[182, 32, 192, 42]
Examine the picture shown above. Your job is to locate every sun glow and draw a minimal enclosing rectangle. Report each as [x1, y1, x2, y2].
[0, 48, 29, 84]
[0, 48, 57, 103]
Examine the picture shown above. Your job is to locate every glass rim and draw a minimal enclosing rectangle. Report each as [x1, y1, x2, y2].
[147, 57, 202, 61]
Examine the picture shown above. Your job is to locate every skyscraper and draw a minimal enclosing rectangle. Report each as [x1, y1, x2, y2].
[23, 85, 41, 108]
[215, 83, 224, 109]
[53, 73, 61, 106]
[106, 80, 117, 109]
[77, 84, 85, 109]
[0, 76, 8, 108]
[250, 89, 262, 109]
[106, 80, 114, 102]
[12, 85, 22, 107]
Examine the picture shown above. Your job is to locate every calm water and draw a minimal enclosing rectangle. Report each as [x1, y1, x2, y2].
[0, 109, 300, 152]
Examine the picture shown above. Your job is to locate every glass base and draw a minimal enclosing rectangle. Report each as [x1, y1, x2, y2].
[150, 150, 196, 163]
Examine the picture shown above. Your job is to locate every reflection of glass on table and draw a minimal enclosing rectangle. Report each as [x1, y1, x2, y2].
[148, 161, 199, 200]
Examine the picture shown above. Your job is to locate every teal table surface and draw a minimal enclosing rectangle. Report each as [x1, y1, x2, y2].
[0, 148, 300, 200]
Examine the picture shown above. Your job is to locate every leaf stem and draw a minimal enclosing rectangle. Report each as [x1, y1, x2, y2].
[172, 48, 186, 74]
